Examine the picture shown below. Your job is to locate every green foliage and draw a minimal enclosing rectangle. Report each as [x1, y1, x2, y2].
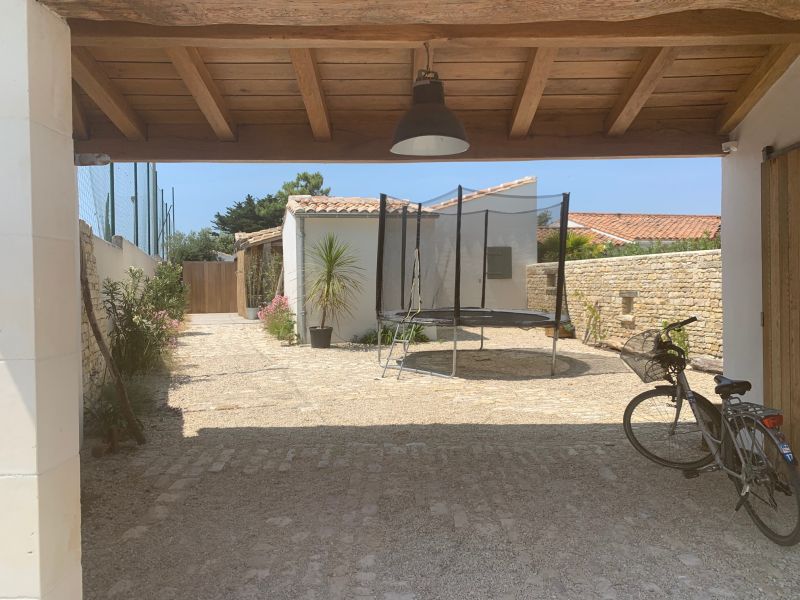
[102, 267, 183, 375]
[355, 324, 429, 345]
[84, 377, 152, 445]
[601, 233, 720, 258]
[212, 172, 330, 234]
[539, 230, 604, 262]
[146, 262, 188, 321]
[306, 234, 363, 329]
[574, 291, 605, 346]
[167, 228, 235, 263]
[537, 210, 553, 227]
[245, 253, 282, 307]
[259, 296, 297, 342]
[663, 318, 691, 358]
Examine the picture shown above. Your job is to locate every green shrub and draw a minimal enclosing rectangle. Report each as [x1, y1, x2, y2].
[663, 318, 691, 358]
[103, 267, 182, 375]
[355, 324, 429, 345]
[146, 261, 188, 321]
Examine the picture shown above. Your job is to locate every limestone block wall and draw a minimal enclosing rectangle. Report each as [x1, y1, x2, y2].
[527, 249, 723, 360]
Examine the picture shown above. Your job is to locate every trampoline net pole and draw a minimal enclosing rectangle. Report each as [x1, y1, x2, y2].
[481, 209, 488, 309]
[551, 192, 571, 376]
[400, 205, 407, 310]
[376, 194, 387, 322]
[454, 185, 463, 325]
[416, 203, 422, 308]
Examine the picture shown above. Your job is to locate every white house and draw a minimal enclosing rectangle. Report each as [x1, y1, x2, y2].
[283, 177, 540, 343]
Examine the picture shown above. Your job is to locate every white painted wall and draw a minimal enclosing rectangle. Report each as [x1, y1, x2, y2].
[0, 1, 83, 597]
[721, 58, 800, 404]
[93, 233, 157, 284]
[302, 217, 379, 343]
[282, 211, 300, 334]
[433, 181, 539, 309]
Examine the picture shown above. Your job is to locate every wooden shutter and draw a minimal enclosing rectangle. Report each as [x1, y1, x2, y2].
[762, 147, 800, 449]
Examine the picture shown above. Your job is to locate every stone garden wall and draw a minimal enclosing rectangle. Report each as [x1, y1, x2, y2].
[527, 249, 723, 361]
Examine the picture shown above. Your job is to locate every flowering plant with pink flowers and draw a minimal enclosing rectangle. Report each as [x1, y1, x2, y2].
[259, 295, 296, 342]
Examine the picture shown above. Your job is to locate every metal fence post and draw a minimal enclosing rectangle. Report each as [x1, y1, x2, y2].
[109, 162, 116, 236]
[133, 163, 139, 246]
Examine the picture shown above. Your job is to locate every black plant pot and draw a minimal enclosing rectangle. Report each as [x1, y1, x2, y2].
[309, 326, 333, 348]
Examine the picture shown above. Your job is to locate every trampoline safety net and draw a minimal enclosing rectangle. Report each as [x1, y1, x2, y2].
[376, 186, 571, 330]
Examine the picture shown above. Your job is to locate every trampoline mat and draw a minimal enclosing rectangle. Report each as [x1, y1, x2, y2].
[380, 307, 565, 328]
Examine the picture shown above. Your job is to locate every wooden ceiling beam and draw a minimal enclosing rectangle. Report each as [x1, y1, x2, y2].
[605, 47, 679, 136]
[74, 121, 725, 162]
[289, 48, 331, 141]
[72, 84, 89, 140]
[717, 43, 800, 134]
[165, 46, 236, 141]
[71, 47, 146, 141]
[509, 47, 558, 139]
[68, 12, 800, 49]
[44, 2, 800, 26]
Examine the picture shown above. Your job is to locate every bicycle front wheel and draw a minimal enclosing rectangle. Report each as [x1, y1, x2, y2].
[726, 419, 800, 546]
[623, 388, 719, 470]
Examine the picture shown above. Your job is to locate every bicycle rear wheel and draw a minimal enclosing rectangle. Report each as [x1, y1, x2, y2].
[623, 388, 719, 470]
[726, 419, 800, 546]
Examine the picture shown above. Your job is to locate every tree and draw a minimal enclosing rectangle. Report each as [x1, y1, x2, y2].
[212, 172, 330, 235]
[538, 231, 604, 262]
[167, 228, 221, 264]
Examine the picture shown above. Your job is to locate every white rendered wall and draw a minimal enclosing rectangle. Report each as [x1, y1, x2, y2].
[281, 212, 300, 336]
[433, 182, 539, 310]
[93, 233, 157, 283]
[302, 217, 379, 343]
[0, 1, 83, 598]
[721, 58, 800, 404]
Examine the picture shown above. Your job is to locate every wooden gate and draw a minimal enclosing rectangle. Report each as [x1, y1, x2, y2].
[183, 261, 237, 313]
[762, 147, 800, 448]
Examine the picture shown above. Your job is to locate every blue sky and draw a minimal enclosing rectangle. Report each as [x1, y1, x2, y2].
[156, 157, 721, 233]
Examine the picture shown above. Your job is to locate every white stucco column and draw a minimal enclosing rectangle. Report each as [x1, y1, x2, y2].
[0, 1, 83, 598]
[721, 58, 800, 404]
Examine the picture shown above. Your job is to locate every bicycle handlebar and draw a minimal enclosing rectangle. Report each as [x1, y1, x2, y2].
[663, 316, 698, 333]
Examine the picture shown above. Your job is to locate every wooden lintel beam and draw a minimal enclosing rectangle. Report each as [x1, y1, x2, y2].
[68, 12, 800, 49]
[72, 84, 89, 140]
[166, 46, 236, 141]
[71, 47, 146, 141]
[289, 48, 331, 141]
[509, 47, 558, 139]
[717, 43, 800, 134]
[605, 47, 679, 136]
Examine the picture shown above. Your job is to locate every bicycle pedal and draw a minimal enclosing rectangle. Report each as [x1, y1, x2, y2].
[682, 470, 700, 479]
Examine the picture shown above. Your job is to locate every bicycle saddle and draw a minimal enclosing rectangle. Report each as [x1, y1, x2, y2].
[714, 375, 752, 397]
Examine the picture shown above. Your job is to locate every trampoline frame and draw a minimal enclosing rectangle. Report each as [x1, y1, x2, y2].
[376, 186, 571, 378]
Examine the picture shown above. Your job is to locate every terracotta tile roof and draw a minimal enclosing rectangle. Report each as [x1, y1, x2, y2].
[569, 212, 721, 242]
[286, 195, 429, 215]
[233, 225, 282, 251]
[427, 176, 537, 210]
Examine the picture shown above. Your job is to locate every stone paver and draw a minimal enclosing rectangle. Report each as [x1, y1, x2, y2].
[81, 314, 800, 600]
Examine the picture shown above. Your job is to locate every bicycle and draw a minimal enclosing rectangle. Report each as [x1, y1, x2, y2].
[620, 317, 800, 545]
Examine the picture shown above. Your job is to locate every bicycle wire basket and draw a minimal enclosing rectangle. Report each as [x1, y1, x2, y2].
[620, 329, 673, 383]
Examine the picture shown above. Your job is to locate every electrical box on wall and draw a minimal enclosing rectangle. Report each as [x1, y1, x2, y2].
[486, 246, 512, 279]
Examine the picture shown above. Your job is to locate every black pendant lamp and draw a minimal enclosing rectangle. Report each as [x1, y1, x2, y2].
[391, 45, 469, 156]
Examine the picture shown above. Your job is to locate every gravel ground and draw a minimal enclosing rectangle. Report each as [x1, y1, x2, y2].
[81, 314, 800, 599]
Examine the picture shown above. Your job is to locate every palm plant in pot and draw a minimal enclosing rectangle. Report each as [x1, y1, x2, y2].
[306, 233, 363, 348]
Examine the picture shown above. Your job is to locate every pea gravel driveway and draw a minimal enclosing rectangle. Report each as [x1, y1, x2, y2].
[81, 314, 800, 599]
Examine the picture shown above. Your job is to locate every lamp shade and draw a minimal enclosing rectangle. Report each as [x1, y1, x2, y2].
[391, 76, 469, 156]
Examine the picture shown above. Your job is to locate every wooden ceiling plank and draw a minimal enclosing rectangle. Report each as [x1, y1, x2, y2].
[289, 48, 332, 141]
[71, 47, 146, 141]
[72, 84, 90, 140]
[68, 12, 800, 49]
[717, 43, 800, 134]
[605, 47, 679, 136]
[509, 47, 558, 138]
[166, 46, 237, 141]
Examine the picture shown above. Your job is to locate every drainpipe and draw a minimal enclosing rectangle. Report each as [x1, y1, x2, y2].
[297, 217, 307, 344]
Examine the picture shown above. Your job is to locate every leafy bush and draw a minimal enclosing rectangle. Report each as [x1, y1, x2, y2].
[145, 262, 188, 321]
[84, 377, 152, 450]
[663, 318, 691, 358]
[167, 228, 224, 263]
[601, 233, 720, 258]
[103, 267, 182, 375]
[246, 252, 282, 307]
[539, 231, 604, 262]
[355, 324, 429, 345]
[258, 295, 296, 342]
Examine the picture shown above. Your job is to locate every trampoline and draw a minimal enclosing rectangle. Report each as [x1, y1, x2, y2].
[375, 184, 572, 378]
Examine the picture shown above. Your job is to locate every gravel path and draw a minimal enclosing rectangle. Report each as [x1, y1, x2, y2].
[81, 314, 800, 599]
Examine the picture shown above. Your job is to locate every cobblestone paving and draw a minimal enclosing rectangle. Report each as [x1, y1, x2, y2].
[81, 314, 800, 599]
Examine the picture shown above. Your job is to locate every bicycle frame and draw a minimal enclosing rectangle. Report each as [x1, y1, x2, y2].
[672, 370, 789, 488]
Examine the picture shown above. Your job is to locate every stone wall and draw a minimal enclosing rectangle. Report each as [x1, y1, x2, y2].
[80, 221, 109, 412]
[527, 249, 723, 361]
